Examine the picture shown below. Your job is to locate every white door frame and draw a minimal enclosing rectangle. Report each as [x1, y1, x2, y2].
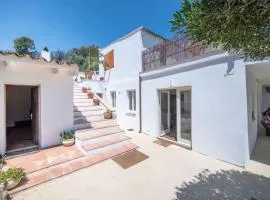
[159, 90, 170, 136]
[176, 87, 192, 147]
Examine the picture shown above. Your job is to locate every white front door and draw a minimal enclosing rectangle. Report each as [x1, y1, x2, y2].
[160, 91, 170, 135]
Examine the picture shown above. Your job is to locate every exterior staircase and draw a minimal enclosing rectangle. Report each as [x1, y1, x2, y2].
[73, 83, 138, 156]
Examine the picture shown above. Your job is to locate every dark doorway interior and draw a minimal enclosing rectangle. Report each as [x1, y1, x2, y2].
[6, 85, 39, 152]
[162, 90, 177, 141]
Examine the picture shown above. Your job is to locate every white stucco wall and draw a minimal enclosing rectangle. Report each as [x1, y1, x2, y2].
[141, 54, 249, 166]
[89, 28, 165, 131]
[0, 64, 74, 154]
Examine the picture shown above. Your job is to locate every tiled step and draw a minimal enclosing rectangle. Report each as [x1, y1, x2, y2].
[74, 106, 104, 112]
[10, 143, 138, 194]
[82, 135, 131, 152]
[91, 119, 117, 129]
[6, 146, 84, 174]
[76, 126, 124, 141]
[73, 119, 117, 129]
[73, 96, 89, 100]
[73, 122, 91, 130]
[73, 91, 87, 95]
[73, 92, 87, 96]
[74, 102, 94, 107]
[73, 97, 93, 104]
[74, 114, 116, 124]
[74, 109, 105, 117]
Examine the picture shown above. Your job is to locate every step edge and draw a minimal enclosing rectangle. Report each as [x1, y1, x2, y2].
[76, 130, 124, 141]
[82, 136, 131, 152]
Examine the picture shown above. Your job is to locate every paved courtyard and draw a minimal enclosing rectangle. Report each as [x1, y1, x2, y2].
[13, 132, 270, 200]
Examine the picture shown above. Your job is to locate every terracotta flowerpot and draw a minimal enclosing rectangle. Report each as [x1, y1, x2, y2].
[93, 99, 100, 106]
[87, 92, 94, 99]
[2, 177, 22, 190]
[62, 138, 75, 146]
[104, 111, 112, 119]
[81, 87, 88, 93]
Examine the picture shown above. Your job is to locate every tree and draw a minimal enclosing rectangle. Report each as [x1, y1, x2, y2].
[170, 0, 270, 59]
[14, 36, 35, 55]
[65, 45, 99, 72]
[52, 50, 66, 63]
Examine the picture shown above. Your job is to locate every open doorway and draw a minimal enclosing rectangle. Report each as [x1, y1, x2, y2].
[160, 89, 177, 141]
[159, 88, 192, 146]
[5, 85, 40, 152]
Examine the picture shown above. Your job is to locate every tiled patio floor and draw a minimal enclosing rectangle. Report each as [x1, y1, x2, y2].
[6, 143, 138, 194]
[6, 145, 84, 173]
[13, 132, 270, 200]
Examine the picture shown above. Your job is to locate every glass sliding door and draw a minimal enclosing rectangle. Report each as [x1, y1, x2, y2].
[177, 88, 192, 146]
[160, 91, 170, 135]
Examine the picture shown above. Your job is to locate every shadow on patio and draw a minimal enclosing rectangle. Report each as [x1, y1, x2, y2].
[173, 169, 270, 200]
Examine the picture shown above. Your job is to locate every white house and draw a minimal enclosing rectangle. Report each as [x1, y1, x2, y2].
[83, 27, 165, 131]
[82, 27, 270, 167]
[0, 52, 76, 155]
[140, 35, 270, 166]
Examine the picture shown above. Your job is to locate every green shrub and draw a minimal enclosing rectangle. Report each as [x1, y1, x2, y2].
[0, 168, 25, 187]
[60, 130, 75, 140]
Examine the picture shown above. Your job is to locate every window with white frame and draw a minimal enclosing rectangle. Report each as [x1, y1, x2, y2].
[110, 91, 116, 108]
[127, 90, 136, 111]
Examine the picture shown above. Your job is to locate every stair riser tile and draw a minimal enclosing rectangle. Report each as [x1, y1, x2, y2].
[73, 123, 91, 131]
[84, 140, 131, 156]
[74, 110, 104, 117]
[91, 120, 117, 128]
[74, 107, 104, 112]
[75, 126, 121, 137]
[73, 99, 92, 103]
[74, 103, 94, 107]
[74, 114, 116, 123]
[77, 132, 124, 146]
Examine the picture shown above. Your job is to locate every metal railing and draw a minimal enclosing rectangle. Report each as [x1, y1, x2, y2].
[142, 35, 218, 72]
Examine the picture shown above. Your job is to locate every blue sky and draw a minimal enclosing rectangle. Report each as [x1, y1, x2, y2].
[0, 0, 180, 52]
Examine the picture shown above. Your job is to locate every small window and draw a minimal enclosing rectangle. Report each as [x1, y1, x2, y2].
[111, 91, 116, 108]
[127, 90, 136, 111]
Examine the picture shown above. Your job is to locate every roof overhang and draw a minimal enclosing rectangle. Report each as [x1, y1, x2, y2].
[0, 55, 78, 76]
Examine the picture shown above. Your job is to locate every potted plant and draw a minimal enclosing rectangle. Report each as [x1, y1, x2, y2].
[87, 90, 94, 99]
[104, 109, 113, 119]
[0, 168, 25, 190]
[81, 87, 88, 93]
[0, 155, 5, 171]
[60, 130, 75, 146]
[93, 98, 100, 106]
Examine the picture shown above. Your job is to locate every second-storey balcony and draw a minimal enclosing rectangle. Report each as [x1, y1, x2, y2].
[142, 35, 220, 73]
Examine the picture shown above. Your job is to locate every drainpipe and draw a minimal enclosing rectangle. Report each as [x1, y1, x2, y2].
[139, 74, 142, 133]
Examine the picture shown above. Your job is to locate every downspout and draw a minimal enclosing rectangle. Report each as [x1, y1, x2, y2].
[139, 74, 142, 133]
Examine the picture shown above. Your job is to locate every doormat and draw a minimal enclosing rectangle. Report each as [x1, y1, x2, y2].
[154, 138, 174, 147]
[112, 150, 149, 169]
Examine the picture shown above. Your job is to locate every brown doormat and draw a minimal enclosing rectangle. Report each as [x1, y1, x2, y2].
[112, 150, 149, 169]
[154, 138, 174, 147]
